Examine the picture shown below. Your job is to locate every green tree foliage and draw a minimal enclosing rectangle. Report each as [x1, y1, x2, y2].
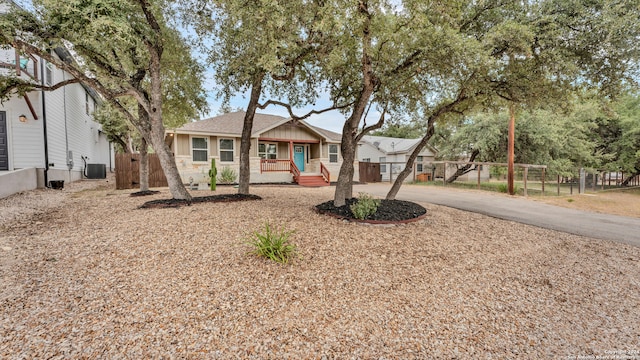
[183, 0, 335, 195]
[433, 100, 617, 178]
[603, 93, 640, 183]
[0, 0, 207, 200]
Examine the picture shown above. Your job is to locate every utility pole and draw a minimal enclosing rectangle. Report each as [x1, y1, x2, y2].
[508, 103, 516, 195]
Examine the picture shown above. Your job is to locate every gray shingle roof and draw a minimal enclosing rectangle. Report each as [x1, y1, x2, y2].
[173, 111, 343, 142]
[361, 135, 422, 154]
[302, 121, 343, 142]
[174, 111, 287, 136]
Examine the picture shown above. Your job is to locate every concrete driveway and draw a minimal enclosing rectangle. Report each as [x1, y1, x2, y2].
[354, 183, 640, 248]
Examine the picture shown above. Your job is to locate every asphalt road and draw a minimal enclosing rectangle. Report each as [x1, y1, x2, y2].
[354, 183, 640, 248]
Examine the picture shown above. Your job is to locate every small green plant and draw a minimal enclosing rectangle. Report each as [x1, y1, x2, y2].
[350, 192, 381, 220]
[246, 222, 297, 264]
[217, 166, 237, 184]
[209, 158, 217, 191]
[567, 198, 574, 203]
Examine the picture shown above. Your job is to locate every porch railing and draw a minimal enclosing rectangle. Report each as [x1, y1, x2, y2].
[260, 159, 291, 173]
[320, 162, 330, 183]
[290, 160, 301, 181]
[0, 49, 38, 81]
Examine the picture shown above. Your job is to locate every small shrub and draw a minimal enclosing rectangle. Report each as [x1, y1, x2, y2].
[497, 183, 520, 194]
[350, 192, 381, 220]
[217, 166, 237, 184]
[246, 222, 297, 264]
[567, 198, 574, 203]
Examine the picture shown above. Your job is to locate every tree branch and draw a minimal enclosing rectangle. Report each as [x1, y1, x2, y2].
[356, 107, 386, 142]
[257, 99, 355, 121]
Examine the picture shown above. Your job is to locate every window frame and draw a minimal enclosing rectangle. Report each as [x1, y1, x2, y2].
[219, 138, 235, 162]
[191, 136, 209, 162]
[45, 62, 53, 86]
[379, 156, 387, 173]
[328, 144, 339, 163]
[258, 142, 277, 159]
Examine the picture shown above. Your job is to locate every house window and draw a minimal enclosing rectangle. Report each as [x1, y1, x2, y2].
[417, 163, 423, 172]
[258, 143, 277, 159]
[329, 144, 338, 163]
[417, 156, 423, 162]
[85, 91, 90, 115]
[45, 62, 53, 86]
[219, 138, 234, 162]
[192, 137, 208, 162]
[380, 156, 386, 173]
[362, 158, 370, 162]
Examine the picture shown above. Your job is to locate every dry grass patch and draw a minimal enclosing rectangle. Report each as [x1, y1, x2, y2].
[535, 187, 640, 218]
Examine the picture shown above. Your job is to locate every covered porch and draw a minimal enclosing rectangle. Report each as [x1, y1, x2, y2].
[257, 137, 330, 186]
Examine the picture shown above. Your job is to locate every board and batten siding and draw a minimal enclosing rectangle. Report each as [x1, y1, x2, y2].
[261, 123, 318, 141]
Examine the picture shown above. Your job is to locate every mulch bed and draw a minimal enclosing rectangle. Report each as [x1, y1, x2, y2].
[315, 198, 427, 223]
[139, 194, 262, 209]
[130, 190, 161, 197]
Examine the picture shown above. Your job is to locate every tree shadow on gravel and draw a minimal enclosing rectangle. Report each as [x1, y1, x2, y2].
[139, 194, 262, 209]
[130, 190, 161, 197]
[315, 198, 427, 223]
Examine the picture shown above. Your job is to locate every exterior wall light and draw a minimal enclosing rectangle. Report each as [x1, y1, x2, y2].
[18, 114, 28, 123]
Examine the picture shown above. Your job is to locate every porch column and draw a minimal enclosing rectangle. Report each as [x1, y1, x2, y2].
[289, 141, 293, 160]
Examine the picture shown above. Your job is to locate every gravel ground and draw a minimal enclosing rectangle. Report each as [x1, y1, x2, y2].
[1, 177, 639, 358]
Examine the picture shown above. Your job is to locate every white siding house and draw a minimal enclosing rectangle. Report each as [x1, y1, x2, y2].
[0, 1, 112, 196]
[359, 135, 437, 182]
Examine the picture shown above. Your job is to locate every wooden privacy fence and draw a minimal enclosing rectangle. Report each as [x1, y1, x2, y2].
[359, 162, 382, 183]
[115, 153, 168, 190]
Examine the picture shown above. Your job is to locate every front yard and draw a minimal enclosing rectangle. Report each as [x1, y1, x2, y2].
[1, 179, 638, 358]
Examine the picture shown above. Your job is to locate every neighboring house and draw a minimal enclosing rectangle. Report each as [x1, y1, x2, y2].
[0, 0, 112, 198]
[359, 135, 437, 182]
[165, 111, 357, 186]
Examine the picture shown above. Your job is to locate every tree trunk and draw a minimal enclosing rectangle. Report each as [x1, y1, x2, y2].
[386, 124, 436, 200]
[147, 44, 192, 201]
[238, 74, 264, 195]
[333, 1, 377, 207]
[138, 104, 150, 192]
[334, 129, 358, 205]
[507, 104, 516, 195]
[386, 91, 471, 200]
[139, 137, 150, 192]
[445, 149, 480, 183]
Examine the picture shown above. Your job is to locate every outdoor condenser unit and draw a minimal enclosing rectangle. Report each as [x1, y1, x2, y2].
[86, 163, 106, 179]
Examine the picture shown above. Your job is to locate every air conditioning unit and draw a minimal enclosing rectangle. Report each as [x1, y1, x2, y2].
[86, 163, 106, 179]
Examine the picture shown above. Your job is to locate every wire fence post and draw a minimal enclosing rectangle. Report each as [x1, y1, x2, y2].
[523, 167, 528, 197]
[541, 168, 545, 196]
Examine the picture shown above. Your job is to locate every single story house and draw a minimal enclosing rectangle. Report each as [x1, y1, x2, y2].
[165, 111, 358, 186]
[358, 135, 438, 182]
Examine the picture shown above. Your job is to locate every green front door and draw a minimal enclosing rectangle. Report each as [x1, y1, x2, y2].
[293, 145, 305, 171]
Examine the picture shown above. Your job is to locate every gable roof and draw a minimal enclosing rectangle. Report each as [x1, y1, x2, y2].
[175, 111, 286, 136]
[302, 121, 342, 142]
[361, 135, 436, 155]
[173, 111, 343, 142]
